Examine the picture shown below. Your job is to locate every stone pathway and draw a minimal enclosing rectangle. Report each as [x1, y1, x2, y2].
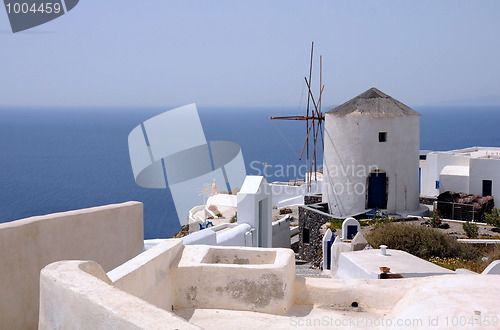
[295, 260, 330, 278]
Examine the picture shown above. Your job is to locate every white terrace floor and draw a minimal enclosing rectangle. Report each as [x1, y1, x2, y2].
[175, 305, 382, 330]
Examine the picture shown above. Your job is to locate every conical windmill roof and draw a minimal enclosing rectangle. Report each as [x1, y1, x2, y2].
[327, 88, 420, 117]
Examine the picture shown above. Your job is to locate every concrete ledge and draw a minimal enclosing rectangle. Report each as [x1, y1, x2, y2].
[108, 239, 184, 311]
[457, 239, 500, 244]
[294, 276, 419, 311]
[39, 260, 199, 329]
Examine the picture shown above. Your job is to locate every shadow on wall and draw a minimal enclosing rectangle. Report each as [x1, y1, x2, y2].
[0, 202, 144, 329]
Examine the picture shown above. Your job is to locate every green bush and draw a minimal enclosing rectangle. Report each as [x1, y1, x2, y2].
[462, 221, 479, 238]
[230, 214, 237, 223]
[326, 218, 344, 230]
[365, 222, 479, 260]
[485, 209, 500, 228]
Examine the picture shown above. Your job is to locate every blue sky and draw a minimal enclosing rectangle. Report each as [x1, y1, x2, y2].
[1, 1, 499, 108]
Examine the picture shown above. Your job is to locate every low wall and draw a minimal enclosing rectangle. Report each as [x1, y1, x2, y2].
[172, 245, 296, 314]
[108, 239, 184, 311]
[38, 240, 500, 328]
[277, 195, 303, 208]
[182, 228, 217, 245]
[216, 223, 252, 246]
[182, 223, 253, 247]
[294, 276, 418, 310]
[39, 260, 198, 329]
[271, 181, 321, 207]
[40, 242, 296, 327]
[0, 202, 144, 329]
[272, 217, 291, 248]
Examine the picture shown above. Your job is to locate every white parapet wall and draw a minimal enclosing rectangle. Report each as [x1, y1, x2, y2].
[216, 223, 252, 246]
[39, 241, 296, 327]
[0, 202, 144, 330]
[181, 223, 253, 247]
[271, 180, 321, 208]
[272, 216, 291, 248]
[108, 239, 184, 312]
[38, 237, 500, 329]
[39, 259, 198, 329]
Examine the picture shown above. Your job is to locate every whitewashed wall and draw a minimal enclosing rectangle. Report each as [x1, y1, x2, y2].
[216, 223, 252, 246]
[323, 114, 420, 216]
[0, 202, 144, 330]
[439, 165, 470, 194]
[469, 157, 500, 201]
[272, 217, 291, 248]
[39, 259, 197, 329]
[420, 150, 500, 202]
[207, 194, 237, 207]
[420, 152, 469, 197]
[271, 181, 321, 207]
[237, 176, 272, 248]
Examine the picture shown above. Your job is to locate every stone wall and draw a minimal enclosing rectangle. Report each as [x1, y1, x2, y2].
[304, 194, 322, 205]
[419, 196, 436, 205]
[298, 205, 335, 268]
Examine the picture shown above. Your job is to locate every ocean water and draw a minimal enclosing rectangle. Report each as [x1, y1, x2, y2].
[0, 105, 498, 238]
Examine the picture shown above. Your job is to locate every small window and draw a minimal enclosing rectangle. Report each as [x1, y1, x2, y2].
[378, 132, 387, 142]
[303, 227, 310, 244]
[419, 154, 427, 160]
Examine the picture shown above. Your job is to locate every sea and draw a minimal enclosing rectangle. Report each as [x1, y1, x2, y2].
[0, 105, 499, 238]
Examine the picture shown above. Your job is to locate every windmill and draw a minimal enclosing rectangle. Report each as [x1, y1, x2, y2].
[271, 42, 325, 191]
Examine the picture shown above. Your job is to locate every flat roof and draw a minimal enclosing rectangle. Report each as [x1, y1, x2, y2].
[336, 249, 454, 279]
[430, 147, 500, 160]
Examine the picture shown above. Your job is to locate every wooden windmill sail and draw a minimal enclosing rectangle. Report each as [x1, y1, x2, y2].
[271, 42, 325, 191]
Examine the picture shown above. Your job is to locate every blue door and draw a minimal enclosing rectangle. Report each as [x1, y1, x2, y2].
[419, 168, 421, 193]
[326, 235, 336, 270]
[346, 225, 358, 240]
[368, 173, 387, 209]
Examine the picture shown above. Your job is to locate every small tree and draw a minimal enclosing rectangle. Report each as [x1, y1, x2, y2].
[462, 221, 479, 238]
[430, 210, 442, 228]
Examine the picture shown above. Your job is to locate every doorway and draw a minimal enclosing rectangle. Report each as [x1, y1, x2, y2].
[367, 172, 387, 209]
[483, 180, 492, 197]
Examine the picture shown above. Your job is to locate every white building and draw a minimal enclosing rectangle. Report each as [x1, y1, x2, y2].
[420, 147, 500, 201]
[322, 88, 421, 217]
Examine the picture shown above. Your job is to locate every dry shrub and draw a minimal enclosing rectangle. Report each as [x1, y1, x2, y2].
[365, 222, 479, 260]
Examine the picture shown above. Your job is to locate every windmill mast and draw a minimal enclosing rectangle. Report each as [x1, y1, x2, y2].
[271, 42, 325, 192]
